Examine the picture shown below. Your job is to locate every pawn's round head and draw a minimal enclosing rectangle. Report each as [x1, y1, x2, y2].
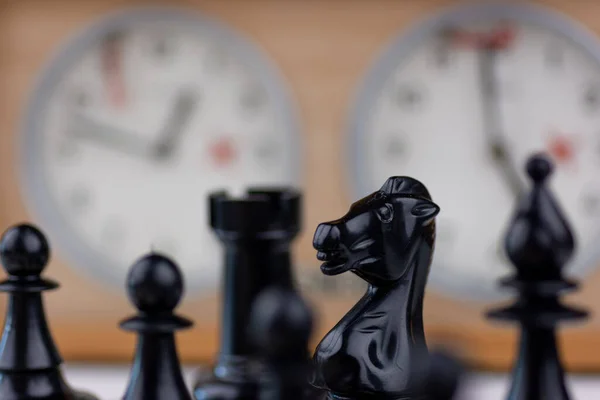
[526, 153, 553, 184]
[126, 253, 184, 314]
[248, 287, 313, 359]
[0, 224, 50, 277]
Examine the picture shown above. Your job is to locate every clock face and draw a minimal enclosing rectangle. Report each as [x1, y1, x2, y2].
[349, 4, 600, 299]
[20, 9, 300, 293]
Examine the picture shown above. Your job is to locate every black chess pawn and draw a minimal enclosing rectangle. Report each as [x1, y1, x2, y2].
[311, 176, 440, 400]
[487, 153, 588, 400]
[248, 287, 315, 400]
[121, 253, 193, 400]
[194, 188, 301, 400]
[0, 223, 97, 399]
[425, 350, 465, 400]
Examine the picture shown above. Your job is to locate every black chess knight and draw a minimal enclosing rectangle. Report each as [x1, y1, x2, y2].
[311, 177, 440, 399]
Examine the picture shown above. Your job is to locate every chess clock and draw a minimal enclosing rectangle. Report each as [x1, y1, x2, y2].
[19, 9, 301, 292]
[4, 0, 600, 372]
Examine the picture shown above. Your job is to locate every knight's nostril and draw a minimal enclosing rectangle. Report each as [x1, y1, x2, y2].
[313, 224, 332, 248]
[313, 223, 341, 250]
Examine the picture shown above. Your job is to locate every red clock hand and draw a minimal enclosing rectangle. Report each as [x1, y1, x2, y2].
[447, 25, 516, 51]
[101, 32, 126, 109]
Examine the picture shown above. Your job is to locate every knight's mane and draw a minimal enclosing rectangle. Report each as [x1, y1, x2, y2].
[380, 176, 431, 201]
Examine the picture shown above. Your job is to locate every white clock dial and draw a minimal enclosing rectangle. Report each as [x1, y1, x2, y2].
[21, 9, 300, 294]
[350, 4, 600, 299]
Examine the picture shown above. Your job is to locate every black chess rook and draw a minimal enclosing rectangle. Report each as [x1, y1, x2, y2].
[193, 188, 302, 400]
[310, 177, 440, 400]
[120, 252, 194, 400]
[0, 223, 97, 399]
[487, 153, 589, 400]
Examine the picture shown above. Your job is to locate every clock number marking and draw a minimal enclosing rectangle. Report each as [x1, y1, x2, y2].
[68, 185, 91, 213]
[545, 44, 564, 69]
[433, 44, 451, 68]
[433, 30, 453, 68]
[254, 140, 279, 163]
[384, 135, 407, 159]
[583, 83, 600, 112]
[150, 32, 174, 60]
[101, 218, 125, 248]
[581, 193, 600, 215]
[204, 46, 229, 73]
[56, 139, 79, 160]
[394, 84, 423, 109]
[240, 83, 267, 115]
[70, 88, 90, 108]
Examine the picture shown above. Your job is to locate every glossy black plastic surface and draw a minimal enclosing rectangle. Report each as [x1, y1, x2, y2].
[487, 153, 588, 400]
[121, 253, 193, 400]
[311, 177, 440, 400]
[194, 188, 301, 400]
[0, 223, 97, 399]
[249, 286, 314, 400]
[425, 350, 465, 400]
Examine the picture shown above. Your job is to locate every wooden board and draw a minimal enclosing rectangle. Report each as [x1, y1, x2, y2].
[1, 0, 600, 371]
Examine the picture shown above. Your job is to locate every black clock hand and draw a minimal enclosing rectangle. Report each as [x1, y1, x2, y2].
[153, 90, 198, 160]
[68, 114, 152, 159]
[478, 46, 525, 196]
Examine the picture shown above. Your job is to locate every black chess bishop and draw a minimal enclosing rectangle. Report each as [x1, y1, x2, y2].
[120, 252, 194, 400]
[310, 176, 440, 400]
[487, 153, 589, 400]
[0, 223, 97, 399]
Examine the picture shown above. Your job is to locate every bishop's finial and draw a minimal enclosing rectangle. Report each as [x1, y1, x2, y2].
[504, 153, 574, 280]
[526, 153, 552, 183]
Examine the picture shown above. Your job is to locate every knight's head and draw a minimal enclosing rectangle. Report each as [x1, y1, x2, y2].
[313, 177, 439, 286]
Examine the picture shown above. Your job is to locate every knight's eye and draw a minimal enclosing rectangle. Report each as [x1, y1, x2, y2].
[377, 204, 394, 223]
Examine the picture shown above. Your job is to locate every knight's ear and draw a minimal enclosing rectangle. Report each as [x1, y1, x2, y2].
[411, 200, 440, 224]
[376, 203, 394, 223]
